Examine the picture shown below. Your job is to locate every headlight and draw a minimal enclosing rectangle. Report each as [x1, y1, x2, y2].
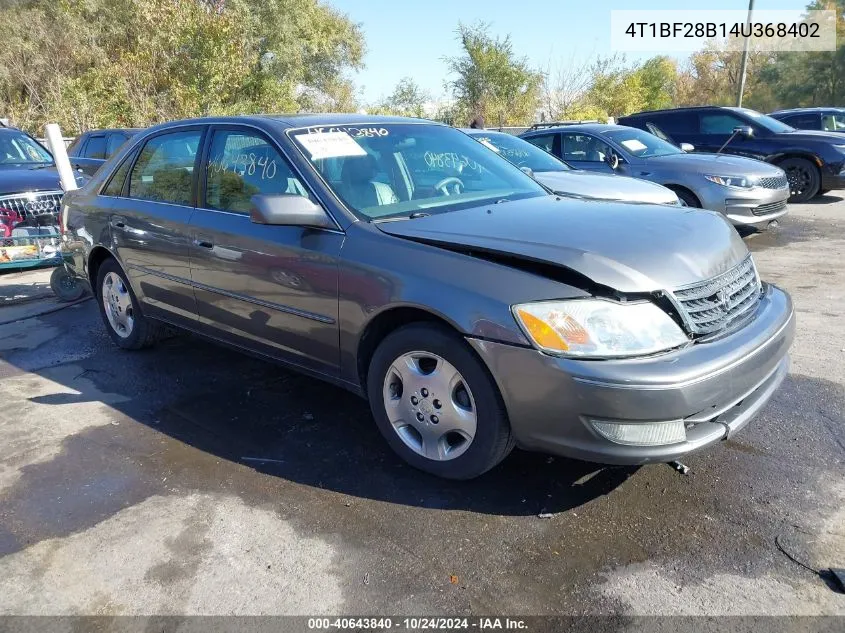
[704, 174, 757, 189]
[513, 299, 689, 358]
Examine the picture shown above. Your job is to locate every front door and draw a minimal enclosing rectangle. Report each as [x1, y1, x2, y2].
[560, 133, 616, 173]
[188, 126, 342, 376]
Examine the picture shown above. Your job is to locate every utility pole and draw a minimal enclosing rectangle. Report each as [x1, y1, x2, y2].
[736, 0, 755, 107]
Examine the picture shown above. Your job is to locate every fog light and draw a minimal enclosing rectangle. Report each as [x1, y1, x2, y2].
[590, 420, 686, 446]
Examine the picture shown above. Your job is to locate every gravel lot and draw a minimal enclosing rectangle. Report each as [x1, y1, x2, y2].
[0, 197, 843, 620]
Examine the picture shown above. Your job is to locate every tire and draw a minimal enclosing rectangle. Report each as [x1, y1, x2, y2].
[779, 157, 820, 202]
[50, 266, 86, 302]
[671, 188, 700, 208]
[367, 323, 514, 479]
[95, 258, 162, 350]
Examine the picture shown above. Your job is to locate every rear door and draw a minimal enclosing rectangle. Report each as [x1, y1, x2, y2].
[108, 126, 205, 323]
[71, 133, 109, 176]
[188, 125, 343, 376]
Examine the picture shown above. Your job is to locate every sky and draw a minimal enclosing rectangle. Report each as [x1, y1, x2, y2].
[327, 0, 811, 104]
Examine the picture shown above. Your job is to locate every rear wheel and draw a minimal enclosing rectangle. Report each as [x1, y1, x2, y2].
[96, 258, 162, 350]
[367, 323, 514, 479]
[779, 157, 820, 202]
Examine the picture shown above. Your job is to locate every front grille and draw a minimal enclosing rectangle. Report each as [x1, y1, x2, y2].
[758, 175, 788, 189]
[670, 256, 761, 336]
[752, 199, 787, 216]
[0, 191, 63, 223]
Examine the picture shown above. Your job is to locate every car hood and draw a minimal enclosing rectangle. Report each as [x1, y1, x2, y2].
[376, 196, 748, 293]
[778, 130, 845, 143]
[0, 164, 63, 196]
[534, 170, 679, 204]
[648, 152, 783, 176]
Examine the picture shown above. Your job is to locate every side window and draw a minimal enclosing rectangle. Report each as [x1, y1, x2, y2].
[128, 130, 201, 205]
[106, 133, 130, 157]
[66, 136, 83, 157]
[524, 134, 556, 156]
[102, 153, 134, 197]
[562, 134, 610, 162]
[205, 129, 309, 213]
[84, 135, 107, 159]
[700, 113, 748, 135]
[651, 112, 697, 136]
[822, 113, 845, 131]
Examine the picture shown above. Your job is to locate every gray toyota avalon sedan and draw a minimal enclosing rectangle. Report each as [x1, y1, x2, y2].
[60, 114, 795, 479]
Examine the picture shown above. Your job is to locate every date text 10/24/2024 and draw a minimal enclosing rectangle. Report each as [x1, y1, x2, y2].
[307, 617, 528, 630]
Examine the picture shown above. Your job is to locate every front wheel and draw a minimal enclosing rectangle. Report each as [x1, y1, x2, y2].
[779, 157, 820, 202]
[367, 323, 514, 479]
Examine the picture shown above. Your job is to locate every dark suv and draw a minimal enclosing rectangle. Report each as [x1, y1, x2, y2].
[67, 128, 140, 176]
[618, 106, 845, 202]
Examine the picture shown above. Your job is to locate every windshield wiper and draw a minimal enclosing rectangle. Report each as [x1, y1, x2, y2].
[373, 212, 431, 224]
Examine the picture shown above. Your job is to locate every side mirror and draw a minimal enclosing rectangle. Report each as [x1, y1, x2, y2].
[605, 152, 620, 170]
[680, 143, 695, 152]
[249, 194, 333, 229]
[733, 126, 754, 139]
[519, 166, 535, 179]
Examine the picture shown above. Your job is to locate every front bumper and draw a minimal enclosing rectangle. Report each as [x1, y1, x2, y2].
[470, 284, 794, 465]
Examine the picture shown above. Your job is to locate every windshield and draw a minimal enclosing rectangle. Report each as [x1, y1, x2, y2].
[736, 108, 795, 134]
[468, 131, 570, 172]
[604, 128, 682, 158]
[0, 130, 53, 166]
[290, 123, 547, 220]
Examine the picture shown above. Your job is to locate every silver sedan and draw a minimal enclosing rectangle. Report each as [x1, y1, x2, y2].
[521, 124, 790, 228]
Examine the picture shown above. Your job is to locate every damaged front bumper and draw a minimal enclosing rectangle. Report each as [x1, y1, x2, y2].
[469, 284, 795, 465]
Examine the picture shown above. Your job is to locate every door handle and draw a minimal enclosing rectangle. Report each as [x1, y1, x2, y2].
[195, 239, 213, 249]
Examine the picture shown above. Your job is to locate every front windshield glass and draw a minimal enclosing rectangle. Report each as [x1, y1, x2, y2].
[469, 131, 570, 172]
[0, 130, 53, 166]
[290, 123, 547, 220]
[604, 128, 682, 158]
[737, 108, 795, 133]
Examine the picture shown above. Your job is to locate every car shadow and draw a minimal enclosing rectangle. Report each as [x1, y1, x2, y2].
[20, 328, 638, 518]
[805, 192, 844, 204]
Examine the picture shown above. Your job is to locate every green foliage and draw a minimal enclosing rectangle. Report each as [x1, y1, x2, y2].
[0, 0, 364, 134]
[445, 22, 543, 126]
[370, 77, 430, 118]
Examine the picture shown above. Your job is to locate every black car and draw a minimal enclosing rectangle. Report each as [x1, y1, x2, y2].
[618, 106, 845, 202]
[0, 125, 68, 230]
[67, 128, 140, 176]
[769, 108, 845, 134]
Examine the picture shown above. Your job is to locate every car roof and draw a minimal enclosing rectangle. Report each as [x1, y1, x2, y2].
[142, 114, 439, 134]
[770, 107, 845, 115]
[80, 128, 143, 134]
[619, 106, 742, 118]
[523, 123, 626, 134]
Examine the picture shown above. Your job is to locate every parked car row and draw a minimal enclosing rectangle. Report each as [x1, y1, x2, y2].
[4, 104, 839, 478]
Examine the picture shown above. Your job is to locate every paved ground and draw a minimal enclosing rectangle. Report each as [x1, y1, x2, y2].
[0, 197, 843, 618]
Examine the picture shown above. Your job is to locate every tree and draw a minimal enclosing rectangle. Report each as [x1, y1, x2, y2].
[445, 22, 542, 127]
[762, 0, 844, 107]
[540, 54, 593, 121]
[635, 56, 678, 111]
[585, 54, 645, 118]
[0, 0, 365, 133]
[371, 77, 430, 117]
